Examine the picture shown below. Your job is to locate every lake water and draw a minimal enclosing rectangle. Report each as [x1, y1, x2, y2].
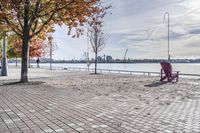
[8, 62, 200, 78]
[31, 63, 200, 75]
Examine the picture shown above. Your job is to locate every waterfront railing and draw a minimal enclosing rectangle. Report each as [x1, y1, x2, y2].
[32, 65, 200, 78]
[66, 67, 200, 78]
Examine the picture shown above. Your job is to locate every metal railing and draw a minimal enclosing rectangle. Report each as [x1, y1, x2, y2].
[66, 67, 200, 78]
[30, 65, 65, 70]
[30, 65, 200, 78]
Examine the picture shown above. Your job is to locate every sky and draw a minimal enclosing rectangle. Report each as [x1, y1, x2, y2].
[52, 0, 200, 60]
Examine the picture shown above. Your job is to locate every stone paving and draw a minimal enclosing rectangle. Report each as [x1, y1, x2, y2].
[0, 68, 200, 133]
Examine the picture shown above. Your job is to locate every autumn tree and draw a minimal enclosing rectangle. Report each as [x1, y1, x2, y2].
[0, 0, 106, 82]
[5, 32, 47, 67]
[11, 38, 46, 58]
[0, 32, 17, 61]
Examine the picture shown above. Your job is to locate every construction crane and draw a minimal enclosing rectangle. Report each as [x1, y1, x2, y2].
[124, 49, 128, 61]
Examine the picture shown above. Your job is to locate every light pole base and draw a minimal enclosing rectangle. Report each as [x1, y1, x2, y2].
[1, 57, 8, 76]
[168, 55, 171, 62]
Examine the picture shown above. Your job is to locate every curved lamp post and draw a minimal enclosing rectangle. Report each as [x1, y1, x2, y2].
[1, 31, 8, 76]
[164, 12, 170, 61]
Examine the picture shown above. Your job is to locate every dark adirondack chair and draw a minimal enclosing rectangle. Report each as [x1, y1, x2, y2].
[160, 62, 179, 82]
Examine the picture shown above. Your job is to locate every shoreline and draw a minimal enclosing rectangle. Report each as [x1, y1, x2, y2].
[3, 64, 200, 80]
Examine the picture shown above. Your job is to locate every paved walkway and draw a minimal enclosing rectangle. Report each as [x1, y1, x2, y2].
[0, 68, 200, 133]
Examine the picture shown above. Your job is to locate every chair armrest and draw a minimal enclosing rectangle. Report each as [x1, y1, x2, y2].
[172, 71, 179, 72]
[172, 71, 179, 74]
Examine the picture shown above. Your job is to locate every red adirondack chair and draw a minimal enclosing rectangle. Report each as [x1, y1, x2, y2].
[160, 62, 179, 82]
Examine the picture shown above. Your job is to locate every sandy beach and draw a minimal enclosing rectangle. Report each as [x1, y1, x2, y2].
[0, 66, 200, 132]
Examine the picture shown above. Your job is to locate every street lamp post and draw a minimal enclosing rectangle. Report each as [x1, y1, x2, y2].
[164, 12, 170, 61]
[50, 41, 52, 70]
[1, 31, 8, 76]
[86, 32, 91, 72]
[48, 35, 53, 70]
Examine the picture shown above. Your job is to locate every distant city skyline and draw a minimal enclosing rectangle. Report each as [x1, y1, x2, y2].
[51, 0, 200, 60]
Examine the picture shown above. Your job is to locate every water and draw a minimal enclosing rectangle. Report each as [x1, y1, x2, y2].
[30, 63, 200, 75]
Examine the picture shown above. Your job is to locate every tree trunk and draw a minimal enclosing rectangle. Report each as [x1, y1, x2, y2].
[29, 56, 31, 68]
[15, 56, 17, 67]
[20, 1, 30, 83]
[95, 52, 97, 74]
[20, 34, 29, 83]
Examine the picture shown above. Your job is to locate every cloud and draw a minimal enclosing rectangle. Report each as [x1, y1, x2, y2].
[52, 0, 200, 59]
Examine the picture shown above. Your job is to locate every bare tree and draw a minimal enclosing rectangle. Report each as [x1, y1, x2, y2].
[89, 23, 105, 74]
[86, 1, 111, 74]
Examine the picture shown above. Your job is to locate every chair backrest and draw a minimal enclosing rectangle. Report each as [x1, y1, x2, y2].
[160, 62, 172, 76]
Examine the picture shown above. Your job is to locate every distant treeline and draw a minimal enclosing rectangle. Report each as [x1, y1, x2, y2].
[8, 58, 200, 64]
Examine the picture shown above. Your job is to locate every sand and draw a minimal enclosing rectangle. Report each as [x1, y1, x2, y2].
[1, 66, 200, 103]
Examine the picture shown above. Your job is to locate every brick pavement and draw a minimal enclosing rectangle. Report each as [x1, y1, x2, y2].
[0, 69, 200, 133]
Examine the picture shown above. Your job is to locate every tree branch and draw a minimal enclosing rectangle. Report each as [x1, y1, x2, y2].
[30, 0, 76, 38]
[30, 10, 56, 38]
[28, 0, 40, 31]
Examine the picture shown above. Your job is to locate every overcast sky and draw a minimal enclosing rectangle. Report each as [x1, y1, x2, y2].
[52, 0, 200, 60]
